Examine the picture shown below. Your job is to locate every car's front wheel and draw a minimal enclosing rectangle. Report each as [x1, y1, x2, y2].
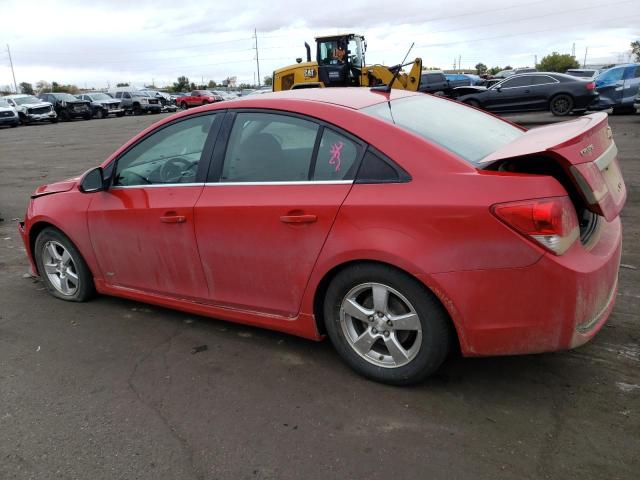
[323, 263, 451, 385]
[34, 228, 95, 302]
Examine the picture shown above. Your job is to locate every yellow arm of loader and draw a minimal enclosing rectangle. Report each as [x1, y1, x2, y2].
[364, 58, 422, 91]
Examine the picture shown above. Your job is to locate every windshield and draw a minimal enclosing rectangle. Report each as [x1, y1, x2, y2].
[361, 95, 523, 165]
[89, 93, 112, 100]
[0, 99, 10, 107]
[13, 96, 42, 105]
[52, 93, 80, 101]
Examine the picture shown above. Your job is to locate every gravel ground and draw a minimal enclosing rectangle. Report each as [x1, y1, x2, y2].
[0, 111, 638, 480]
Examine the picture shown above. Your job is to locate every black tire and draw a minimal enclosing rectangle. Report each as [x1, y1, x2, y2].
[180, 102, 187, 110]
[95, 108, 106, 119]
[58, 110, 70, 121]
[611, 106, 637, 115]
[550, 94, 573, 116]
[34, 227, 95, 302]
[83, 112, 92, 120]
[323, 263, 451, 385]
[50, 117, 58, 124]
[132, 103, 143, 115]
[10, 123, 18, 128]
[20, 115, 30, 126]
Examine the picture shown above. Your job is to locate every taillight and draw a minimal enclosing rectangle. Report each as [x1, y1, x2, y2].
[586, 82, 595, 90]
[492, 197, 579, 255]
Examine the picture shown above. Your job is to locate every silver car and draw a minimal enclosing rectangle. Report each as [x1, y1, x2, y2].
[3, 94, 57, 124]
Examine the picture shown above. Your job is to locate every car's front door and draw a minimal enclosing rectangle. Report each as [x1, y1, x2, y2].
[484, 76, 533, 112]
[194, 111, 363, 317]
[87, 113, 220, 300]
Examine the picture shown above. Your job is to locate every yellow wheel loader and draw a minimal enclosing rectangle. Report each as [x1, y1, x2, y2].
[272, 34, 422, 91]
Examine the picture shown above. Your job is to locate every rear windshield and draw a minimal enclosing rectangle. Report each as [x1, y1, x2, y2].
[361, 95, 523, 165]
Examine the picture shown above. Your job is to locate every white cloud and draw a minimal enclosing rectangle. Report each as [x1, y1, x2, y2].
[0, 0, 638, 89]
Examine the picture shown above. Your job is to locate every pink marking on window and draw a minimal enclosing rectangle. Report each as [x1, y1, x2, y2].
[329, 141, 344, 172]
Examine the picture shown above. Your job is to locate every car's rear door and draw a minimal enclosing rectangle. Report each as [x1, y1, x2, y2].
[194, 111, 364, 317]
[87, 112, 221, 300]
[622, 65, 640, 106]
[529, 74, 560, 110]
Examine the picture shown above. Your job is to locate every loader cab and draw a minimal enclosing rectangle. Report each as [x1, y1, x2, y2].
[316, 34, 366, 87]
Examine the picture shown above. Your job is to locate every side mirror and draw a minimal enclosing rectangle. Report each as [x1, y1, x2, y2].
[80, 167, 106, 193]
[495, 85, 502, 92]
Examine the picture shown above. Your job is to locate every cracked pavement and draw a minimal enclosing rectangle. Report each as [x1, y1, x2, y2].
[0, 112, 638, 479]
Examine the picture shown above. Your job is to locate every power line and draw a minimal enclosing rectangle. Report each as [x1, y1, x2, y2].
[415, 13, 640, 49]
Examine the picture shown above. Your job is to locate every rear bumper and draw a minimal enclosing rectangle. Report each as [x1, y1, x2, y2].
[424, 216, 622, 356]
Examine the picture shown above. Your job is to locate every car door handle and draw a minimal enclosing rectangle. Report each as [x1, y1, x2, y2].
[280, 214, 317, 224]
[160, 215, 186, 224]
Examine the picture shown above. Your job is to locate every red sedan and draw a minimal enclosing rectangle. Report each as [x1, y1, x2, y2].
[18, 88, 626, 385]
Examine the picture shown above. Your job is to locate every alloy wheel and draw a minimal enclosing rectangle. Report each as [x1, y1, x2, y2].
[340, 282, 422, 368]
[41, 240, 79, 296]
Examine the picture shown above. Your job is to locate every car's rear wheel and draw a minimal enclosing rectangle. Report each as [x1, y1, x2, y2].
[550, 94, 573, 116]
[323, 263, 451, 385]
[180, 102, 187, 110]
[34, 228, 95, 302]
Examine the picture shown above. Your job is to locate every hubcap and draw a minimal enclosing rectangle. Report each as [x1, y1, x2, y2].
[42, 241, 79, 296]
[340, 283, 422, 368]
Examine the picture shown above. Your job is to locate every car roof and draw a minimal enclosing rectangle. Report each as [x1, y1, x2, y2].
[225, 87, 418, 110]
[3, 94, 32, 99]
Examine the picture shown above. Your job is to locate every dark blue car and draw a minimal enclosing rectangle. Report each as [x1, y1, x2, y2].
[594, 64, 640, 113]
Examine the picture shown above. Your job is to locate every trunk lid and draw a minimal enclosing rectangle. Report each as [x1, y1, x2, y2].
[480, 112, 626, 221]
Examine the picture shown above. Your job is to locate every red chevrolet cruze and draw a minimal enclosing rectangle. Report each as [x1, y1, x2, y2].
[19, 88, 626, 385]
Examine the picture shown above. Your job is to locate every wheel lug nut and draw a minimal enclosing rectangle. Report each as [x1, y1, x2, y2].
[371, 328, 378, 334]
[386, 320, 392, 327]
[383, 330, 390, 337]
[377, 312, 384, 318]
[368, 316, 374, 322]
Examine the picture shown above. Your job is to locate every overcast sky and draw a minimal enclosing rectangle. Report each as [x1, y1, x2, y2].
[1, 0, 638, 90]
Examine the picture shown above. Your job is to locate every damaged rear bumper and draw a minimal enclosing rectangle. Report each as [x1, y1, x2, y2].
[421, 216, 622, 357]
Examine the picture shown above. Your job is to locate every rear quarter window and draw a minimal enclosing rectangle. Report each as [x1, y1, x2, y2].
[361, 95, 523, 165]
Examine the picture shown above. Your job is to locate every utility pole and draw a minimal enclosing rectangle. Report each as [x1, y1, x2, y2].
[571, 42, 575, 57]
[583, 47, 588, 68]
[453, 58, 456, 71]
[6, 44, 18, 93]
[254, 29, 261, 87]
[534, 54, 538, 67]
[458, 55, 461, 72]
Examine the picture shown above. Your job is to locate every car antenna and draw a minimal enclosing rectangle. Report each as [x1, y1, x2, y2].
[382, 42, 415, 93]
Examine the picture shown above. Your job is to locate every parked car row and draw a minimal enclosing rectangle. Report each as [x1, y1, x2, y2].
[0, 89, 182, 128]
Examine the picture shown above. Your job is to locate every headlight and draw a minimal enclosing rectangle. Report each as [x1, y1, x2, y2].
[140, 98, 148, 103]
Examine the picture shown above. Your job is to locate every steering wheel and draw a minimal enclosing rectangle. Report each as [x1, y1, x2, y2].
[159, 157, 194, 183]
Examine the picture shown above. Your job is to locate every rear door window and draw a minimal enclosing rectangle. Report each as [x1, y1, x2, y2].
[312, 129, 360, 181]
[220, 113, 319, 182]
